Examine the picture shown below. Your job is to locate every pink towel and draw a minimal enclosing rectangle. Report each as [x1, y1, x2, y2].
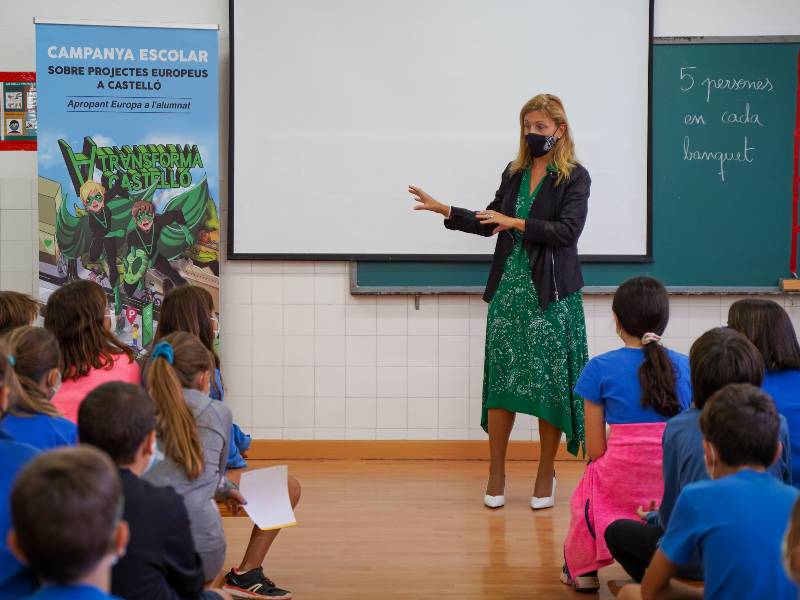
[564, 422, 666, 577]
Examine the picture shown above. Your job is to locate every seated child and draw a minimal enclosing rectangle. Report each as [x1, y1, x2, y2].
[45, 280, 140, 422]
[78, 382, 230, 600]
[561, 277, 692, 592]
[1, 326, 76, 449]
[605, 327, 792, 583]
[0, 343, 39, 599]
[7, 446, 128, 600]
[142, 333, 300, 598]
[155, 285, 250, 469]
[0, 291, 40, 336]
[618, 384, 799, 600]
[784, 497, 800, 585]
[728, 298, 800, 487]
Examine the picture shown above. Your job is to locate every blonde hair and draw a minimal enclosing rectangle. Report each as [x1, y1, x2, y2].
[5, 326, 61, 418]
[146, 332, 213, 481]
[79, 180, 105, 205]
[509, 93, 578, 185]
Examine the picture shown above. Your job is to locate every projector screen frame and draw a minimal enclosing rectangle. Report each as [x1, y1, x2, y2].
[226, 0, 655, 264]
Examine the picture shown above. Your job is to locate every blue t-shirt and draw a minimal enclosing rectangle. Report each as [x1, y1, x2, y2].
[0, 430, 39, 600]
[574, 347, 692, 424]
[764, 369, 800, 488]
[210, 368, 224, 402]
[21, 584, 121, 600]
[660, 470, 799, 600]
[653, 408, 793, 531]
[1, 413, 77, 451]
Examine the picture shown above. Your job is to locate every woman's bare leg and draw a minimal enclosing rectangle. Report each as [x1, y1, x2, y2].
[486, 408, 515, 496]
[534, 418, 562, 497]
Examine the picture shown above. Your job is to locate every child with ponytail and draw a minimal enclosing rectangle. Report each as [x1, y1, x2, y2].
[1, 326, 77, 450]
[561, 277, 692, 592]
[0, 341, 40, 598]
[143, 333, 297, 598]
[155, 285, 251, 469]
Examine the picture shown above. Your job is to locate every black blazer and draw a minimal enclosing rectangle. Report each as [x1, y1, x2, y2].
[444, 162, 590, 311]
[112, 469, 207, 600]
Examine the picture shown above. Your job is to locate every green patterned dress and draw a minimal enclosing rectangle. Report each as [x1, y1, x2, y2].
[481, 166, 589, 456]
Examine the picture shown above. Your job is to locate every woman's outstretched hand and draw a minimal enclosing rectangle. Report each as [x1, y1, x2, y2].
[475, 210, 521, 235]
[409, 185, 449, 216]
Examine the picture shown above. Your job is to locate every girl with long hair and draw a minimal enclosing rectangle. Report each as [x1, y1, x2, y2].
[45, 280, 139, 422]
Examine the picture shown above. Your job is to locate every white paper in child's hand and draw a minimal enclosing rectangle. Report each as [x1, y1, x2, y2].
[239, 465, 297, 530]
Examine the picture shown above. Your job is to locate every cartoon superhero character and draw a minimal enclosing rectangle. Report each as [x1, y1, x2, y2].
[189, 226, 220, 276]
[79, 181, 126, 288]
[122, 200, 194, 298]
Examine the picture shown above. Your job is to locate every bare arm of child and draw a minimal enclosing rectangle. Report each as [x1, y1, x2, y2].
[584, 400, 607, 461]
[639, 550, 703, 600]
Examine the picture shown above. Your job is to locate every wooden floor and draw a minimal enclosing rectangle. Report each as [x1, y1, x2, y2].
[222, 459, 627, 599]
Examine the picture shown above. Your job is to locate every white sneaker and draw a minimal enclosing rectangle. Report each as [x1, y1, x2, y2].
[484, 494, 505, 508]
[531, 477, 556, 510]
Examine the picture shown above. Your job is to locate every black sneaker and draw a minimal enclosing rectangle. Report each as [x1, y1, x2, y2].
[222, 567, 292, 599]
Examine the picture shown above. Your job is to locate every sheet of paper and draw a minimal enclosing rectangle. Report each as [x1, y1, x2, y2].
[239, 465, 297, 531]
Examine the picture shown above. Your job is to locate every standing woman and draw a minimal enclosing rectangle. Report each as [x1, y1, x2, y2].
[410, 94, 590, 508]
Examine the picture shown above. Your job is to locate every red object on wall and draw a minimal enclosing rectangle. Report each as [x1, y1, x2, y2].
[791, 53, 800, 276]
[0, 71, 37, 151]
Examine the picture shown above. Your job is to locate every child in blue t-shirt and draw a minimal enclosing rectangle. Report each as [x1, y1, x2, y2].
[728, 298, 800, 488]
[8, 447, 128, 600]
[618, 383, 800, 600]
[0, 345, 40, 600]
[606, 327, 792, 583]
[0, 327, 76, 450]
[562, 277, 691, 592]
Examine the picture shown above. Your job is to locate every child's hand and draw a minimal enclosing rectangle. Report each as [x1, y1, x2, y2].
[636, 501, 658, 520]
[225, 489, 248, 516]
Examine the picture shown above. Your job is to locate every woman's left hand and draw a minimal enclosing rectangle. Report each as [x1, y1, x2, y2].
[475, 210, 521, 235]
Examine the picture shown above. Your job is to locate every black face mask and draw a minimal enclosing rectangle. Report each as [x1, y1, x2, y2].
[526, 131, 559, 158]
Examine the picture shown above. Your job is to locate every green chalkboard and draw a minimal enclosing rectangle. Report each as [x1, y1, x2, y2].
[356, 40, 800, 291]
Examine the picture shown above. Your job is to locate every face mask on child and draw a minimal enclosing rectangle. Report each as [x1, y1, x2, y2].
[144, 437, 164, 475]
[47, 371, 62, 399]
[704, 444, 717, 480]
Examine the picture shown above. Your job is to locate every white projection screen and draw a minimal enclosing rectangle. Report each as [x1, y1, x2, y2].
[229, 0, 651, 259]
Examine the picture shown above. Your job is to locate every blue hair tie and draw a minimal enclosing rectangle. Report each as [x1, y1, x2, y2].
[151, 341, 174, 365]
[6, 355, 15, 367]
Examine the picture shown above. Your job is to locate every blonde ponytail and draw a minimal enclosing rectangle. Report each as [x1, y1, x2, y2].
[146, 332, 213, 481]
[5, 326, 61, 418]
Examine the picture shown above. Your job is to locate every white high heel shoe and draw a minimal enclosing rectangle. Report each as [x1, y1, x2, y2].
[531, 477, 556, 510]
[483, 494, 505, 509]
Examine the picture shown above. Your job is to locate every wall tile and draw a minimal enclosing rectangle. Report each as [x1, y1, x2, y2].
[377, 366, 407, 397]
[314, 335, 346, 366]
[251, 396, 283, 428]
[251, 273, 283, 304]
[439, 335, 469, 367]
[314, 396, 345, 428]
[346, 303, 377, 335]
[315, 304, 346, 336]
[283, 396, 315, 428]
[376, 335, 407, 366]
[345, 397, 377, 428]
[346, 366, 377, 397]
[377, 397, 407, 429]
[316, 366, 346, 397]
[377, 303, 407, 335]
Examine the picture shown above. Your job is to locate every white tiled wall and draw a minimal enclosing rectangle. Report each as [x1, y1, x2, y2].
[3, 172, 800, 440]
